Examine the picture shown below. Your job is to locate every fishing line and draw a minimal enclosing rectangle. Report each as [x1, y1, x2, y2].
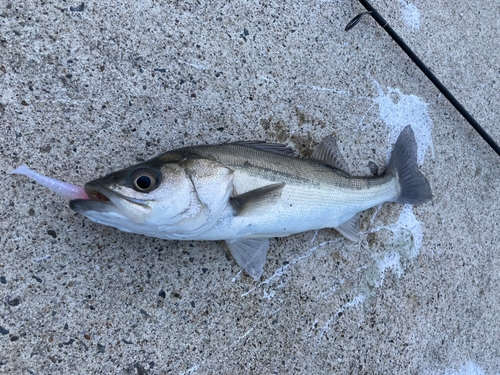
[346, 0, 500, 158]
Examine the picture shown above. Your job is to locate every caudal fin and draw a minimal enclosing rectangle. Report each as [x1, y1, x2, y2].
[387, 126, 432, 204]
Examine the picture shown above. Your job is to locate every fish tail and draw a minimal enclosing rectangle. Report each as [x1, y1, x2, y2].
[387, 126, 432, 204]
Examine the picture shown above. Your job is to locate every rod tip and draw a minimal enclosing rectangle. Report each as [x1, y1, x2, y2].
[345, 11, 372, 31]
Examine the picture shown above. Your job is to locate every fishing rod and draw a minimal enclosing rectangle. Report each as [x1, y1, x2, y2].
[345, 0, 500, 158]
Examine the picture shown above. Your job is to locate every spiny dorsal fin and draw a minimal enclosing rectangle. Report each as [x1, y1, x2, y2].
[311, 135, 349, 172]
[230, 183, 285, 216]
[335, 213, 360, 242]
[225, 238, 270, 280]
[230, 141, 296, 157]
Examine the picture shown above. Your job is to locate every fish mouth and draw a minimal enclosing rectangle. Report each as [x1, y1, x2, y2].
[69, 182, 149, 219]
[84, 183, 113, 203]
[69, 183, 118, 215]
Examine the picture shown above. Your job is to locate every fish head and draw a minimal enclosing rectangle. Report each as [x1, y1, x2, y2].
[70, 151, 234, 236]
[70, 156, 200, 227]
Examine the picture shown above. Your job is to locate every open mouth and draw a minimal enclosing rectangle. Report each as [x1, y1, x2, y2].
[69, 183, 117, 214]
[69, 182, 150, 223]
[84, 183, 112, 203]
[86, 188, 110, 202]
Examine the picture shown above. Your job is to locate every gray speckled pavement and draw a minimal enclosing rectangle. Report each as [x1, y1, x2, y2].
[1, 0, 500, 374]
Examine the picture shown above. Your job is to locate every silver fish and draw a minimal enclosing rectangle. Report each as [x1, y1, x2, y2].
[69, 126, 431, 280]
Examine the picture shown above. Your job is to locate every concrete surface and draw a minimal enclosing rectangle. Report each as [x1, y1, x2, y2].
[1, 0, 500, 373]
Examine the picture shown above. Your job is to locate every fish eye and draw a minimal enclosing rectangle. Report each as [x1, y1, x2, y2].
[132, 169, 157, 191]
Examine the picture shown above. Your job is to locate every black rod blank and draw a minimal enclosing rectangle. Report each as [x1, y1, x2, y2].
[350, 0, 500, 157]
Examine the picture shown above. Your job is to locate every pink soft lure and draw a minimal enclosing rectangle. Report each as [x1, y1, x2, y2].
[10, 165, 89, 200]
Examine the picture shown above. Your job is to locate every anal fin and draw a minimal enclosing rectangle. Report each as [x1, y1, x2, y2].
[225, 238, 270, 281]
[335, 213, 360, 242]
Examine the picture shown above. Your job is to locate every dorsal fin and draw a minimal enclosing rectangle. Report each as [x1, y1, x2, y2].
[230, 141, 296, 157]
[310, 135, 349, 172]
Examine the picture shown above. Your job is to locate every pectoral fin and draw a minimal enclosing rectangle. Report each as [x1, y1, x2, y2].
[225, 238, 270, 281]
[335, 213, 360, 242]
[230, 183, 285, 216]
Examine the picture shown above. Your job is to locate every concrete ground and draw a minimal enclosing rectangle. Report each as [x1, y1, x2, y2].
[1, 0, 500, 373]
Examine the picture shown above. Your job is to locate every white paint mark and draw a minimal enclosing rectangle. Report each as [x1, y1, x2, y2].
[241, 239, 341, 297]
[316, 278, 344, 300]
[312, 318, 318, 329]
[299, 84, 348, 95]
[231, 269, 242, 282]
[316, 294, 365, 345]
[313, 205, 424, 349]
[181, 307, 281, 373]
[319, 0, 351, 4]
[35, 255, 52, 262]
[370, 203, 383, 223]
[376, 80, 433, 165]
[359, 80, 434, 166]
[262, 289, 275, 300]
[368, 204, 424, 260]
[311, 230, 319, 244]
[399, 0, 421, 30]
[311, 83, 432, 355]
[1, 87, 15, 104]
[356, 101, 380, 132]
[355, 79, 431, 287]
[257, 75, 276, 82]
[444, 361, 498, 375]
[178, 59, 207, 70]
[10, 237, 23, 242]
[182, 364, 199, 374]
[376, 252, 403, 286]
[238, 326, 256, 341]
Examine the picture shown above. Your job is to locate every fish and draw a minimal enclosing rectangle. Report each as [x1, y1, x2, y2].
[12, 126, 431, 280]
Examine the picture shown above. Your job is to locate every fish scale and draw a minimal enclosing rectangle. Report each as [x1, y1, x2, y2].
[182, 143, 398, 235]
